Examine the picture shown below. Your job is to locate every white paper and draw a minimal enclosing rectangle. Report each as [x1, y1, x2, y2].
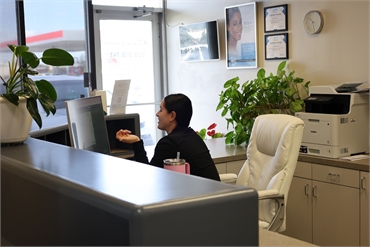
[339, 154, 369, 161]
[109, 79, 131, 115]
[265, 6, 286, 31]
[89, 90, 107, 113]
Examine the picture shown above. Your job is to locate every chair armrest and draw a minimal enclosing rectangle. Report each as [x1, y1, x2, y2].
[219, 173, 237, 184]
[258, 189, 281, 199]
[258, 189, 285, 232]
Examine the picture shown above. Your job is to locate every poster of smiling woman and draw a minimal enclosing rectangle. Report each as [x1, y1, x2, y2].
[225, 2, 257, 69]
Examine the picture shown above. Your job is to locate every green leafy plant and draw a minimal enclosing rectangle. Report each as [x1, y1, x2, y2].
[216, 61, 310, 146]
[197, 123, 224, 140]
[0, 44, 74, 128]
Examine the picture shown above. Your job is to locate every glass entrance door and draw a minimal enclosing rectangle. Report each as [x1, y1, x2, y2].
[94, 8, 163, 146]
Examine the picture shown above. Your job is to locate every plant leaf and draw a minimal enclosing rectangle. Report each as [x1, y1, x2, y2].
[277, 61, 286, 72]
[21, 51, 39, 68]
[207, 123, 217, 130]
[221, 107, 228, 117]
[26, 97, 42, 129]
[224, 77, 239, 88]
[197, 128, 206, 140]
[38, 94, 57, 115]
[1, 93, 19, 106]
[35, 79, 57, 102]
[23, 77, 38, 98]
[257, 68, 265, 79]
[41, 48, 74, 66]
[216, 101, 225, 111]
[9, 44, 29, 56]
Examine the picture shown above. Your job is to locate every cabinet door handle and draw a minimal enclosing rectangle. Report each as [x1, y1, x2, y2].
[304, 184, 310, 196]
[312, 185, 317, 197]
[328, 172, 340, 177]
[361, 177, 366, 190]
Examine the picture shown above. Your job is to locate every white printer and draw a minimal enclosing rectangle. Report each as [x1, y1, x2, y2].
[295, 82, 369, 158]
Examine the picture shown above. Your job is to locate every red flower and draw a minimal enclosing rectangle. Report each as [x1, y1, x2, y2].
[207, 123, 217, 130]
[207, 129, 216, 137]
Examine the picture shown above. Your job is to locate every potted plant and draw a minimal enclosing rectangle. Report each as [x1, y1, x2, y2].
[0, 44, 74, 143]
[196, 123, 224, 140]
[216, 61, 310, 146]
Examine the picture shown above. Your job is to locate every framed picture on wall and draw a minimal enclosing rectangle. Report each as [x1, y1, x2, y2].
[265, 33, 289, 60]
[264, 4, 288, 33]
[225, 2, 257, 69]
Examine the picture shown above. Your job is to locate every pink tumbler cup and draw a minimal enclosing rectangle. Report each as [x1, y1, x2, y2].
[163, 159, 190, 174]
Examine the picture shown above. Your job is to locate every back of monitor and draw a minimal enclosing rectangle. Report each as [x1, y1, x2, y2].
[65, 96, 111, 155]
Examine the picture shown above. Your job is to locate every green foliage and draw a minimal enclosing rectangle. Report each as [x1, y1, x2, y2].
[0, 44, 74, 129]
[197, 128, 207, 140]
[216, 61, 310, 146]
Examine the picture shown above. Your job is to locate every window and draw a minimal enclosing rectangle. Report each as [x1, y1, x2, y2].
[23, 0, 88, 129]
[3, 0, 166, 146]
[0, 0, 18, 91]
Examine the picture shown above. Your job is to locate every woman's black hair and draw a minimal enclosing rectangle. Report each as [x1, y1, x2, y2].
[163, 93, 193, 127]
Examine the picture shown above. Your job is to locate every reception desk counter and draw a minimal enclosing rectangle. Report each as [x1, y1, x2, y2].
[1, 138, 259, 246]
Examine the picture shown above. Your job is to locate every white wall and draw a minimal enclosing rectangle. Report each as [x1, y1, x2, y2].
[165, 0, 369, 136]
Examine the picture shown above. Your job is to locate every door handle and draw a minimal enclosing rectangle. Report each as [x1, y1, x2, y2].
[361, 177, 366, 190]
[304, 184, 310, 196]
[328, 172, 340, 177]
[312, 185, 317, 198]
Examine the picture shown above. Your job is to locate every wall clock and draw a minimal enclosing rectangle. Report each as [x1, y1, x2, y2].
[303, 10, 324, 34]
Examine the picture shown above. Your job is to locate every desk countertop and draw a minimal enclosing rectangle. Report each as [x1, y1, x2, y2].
[204, 138, 370, 172]
[205, 138, 247, 163]
[2, 138, 249, 209]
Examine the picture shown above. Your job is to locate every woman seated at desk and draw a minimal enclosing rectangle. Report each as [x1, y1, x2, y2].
[116, 93, 220, 181]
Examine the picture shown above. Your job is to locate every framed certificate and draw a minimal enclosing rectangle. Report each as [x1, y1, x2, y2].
[265, 33, 288, 60]
[264, 4, 288, 33]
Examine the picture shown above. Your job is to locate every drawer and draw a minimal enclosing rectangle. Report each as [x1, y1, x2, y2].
[313, 164, 359, 188]
[294, 161, 312, 179]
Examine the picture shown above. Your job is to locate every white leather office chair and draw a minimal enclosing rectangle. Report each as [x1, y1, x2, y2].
[220, 114, 304, 232]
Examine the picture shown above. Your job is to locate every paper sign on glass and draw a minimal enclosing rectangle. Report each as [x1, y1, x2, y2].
[109, 79, 131, 115]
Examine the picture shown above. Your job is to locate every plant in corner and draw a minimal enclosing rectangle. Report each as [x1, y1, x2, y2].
[0, 44, 74, 129]
[216, 61, 310, 146]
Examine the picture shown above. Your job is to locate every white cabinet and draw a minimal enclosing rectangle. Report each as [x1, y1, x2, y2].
[283, 161, 361, 246]
[312, 180, 359, 246]
[360, 172, 369, 246]
[215, 163, 226, 174]
[283, 161, 313, 243]
[283, 176, 313, 243]
[226, 160, 245, 174]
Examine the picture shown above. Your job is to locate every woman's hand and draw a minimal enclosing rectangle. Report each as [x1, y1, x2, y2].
[116, 129, 140, 143]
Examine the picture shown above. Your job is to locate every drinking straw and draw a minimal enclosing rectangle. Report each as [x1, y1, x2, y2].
[176, 152, 180, 161]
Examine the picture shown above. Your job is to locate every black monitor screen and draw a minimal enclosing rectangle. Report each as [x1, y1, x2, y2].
[65, 96, 110, 155]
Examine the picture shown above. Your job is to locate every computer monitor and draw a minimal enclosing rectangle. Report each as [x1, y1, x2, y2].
[65, 96, 111, 155]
